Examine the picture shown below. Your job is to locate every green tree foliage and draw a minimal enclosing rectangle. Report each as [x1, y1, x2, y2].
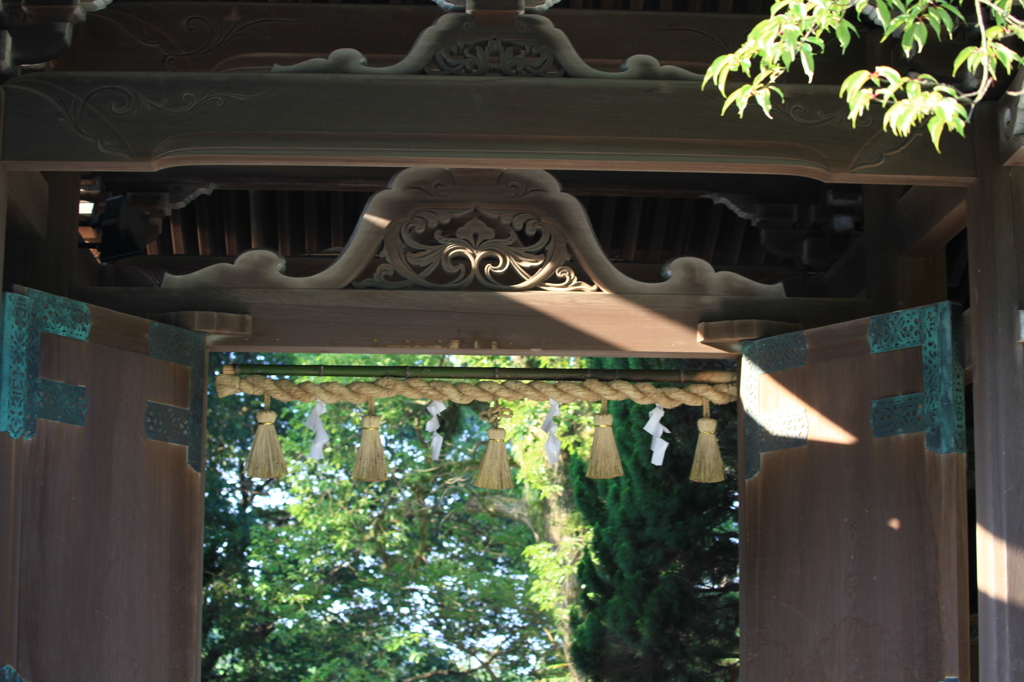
[569, 358, 739, 682]
[202, 352, 564, 681]
[202, 353, 740, 681]
[704, 0, 1023, 149]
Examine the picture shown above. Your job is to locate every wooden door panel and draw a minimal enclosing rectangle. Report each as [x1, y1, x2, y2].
[0, 290, 205, 682]
[740, 302, 969, 682]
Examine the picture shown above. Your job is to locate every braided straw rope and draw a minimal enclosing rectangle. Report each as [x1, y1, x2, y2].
[216, 374, 737, 409]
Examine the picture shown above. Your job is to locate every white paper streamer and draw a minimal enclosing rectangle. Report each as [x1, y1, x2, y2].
[644, 405, 671, 466]
[541, 399, 561, 464]
[304, 399, 329, 460]
[425, 400, 447, 460]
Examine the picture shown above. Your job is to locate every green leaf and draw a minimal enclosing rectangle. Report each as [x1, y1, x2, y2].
[875, 1, 892, 26]
[721, 85, 753, 116]
[840, 69, 874, 98]
[927, 114, 946, 151]
[799, 44, 816, 80]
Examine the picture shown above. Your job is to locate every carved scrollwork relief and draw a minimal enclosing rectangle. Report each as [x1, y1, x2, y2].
[162, 167, 784, 299]
[94, 11, 304, 71]
[5, 78, 273, 159]
[355, 213, 597, 291]
[850, 127, 925, 173]
[429, 38, 562, 76]
[272, 14, 700, 81]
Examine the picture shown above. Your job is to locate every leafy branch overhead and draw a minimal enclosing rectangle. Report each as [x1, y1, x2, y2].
[702, 0, 1023, 149]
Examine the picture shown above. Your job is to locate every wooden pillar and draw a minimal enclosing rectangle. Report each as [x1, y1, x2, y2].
[864, 185, 946, 313]
[966, 102, 1024, 682]
[5, 172, 82, 295]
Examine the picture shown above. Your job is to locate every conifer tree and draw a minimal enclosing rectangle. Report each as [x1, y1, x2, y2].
[569, 358, 739, 682]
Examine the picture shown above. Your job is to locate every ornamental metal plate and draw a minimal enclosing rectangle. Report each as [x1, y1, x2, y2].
[0, 666, 27, 682]
[741, 332, 809, 479]
[144, 402, 191, 447]
[871, 392, 925, 439]
[743, 331, 807, 376]
[27, 288, 91, 340]
[0, 293, 39, 439]
[148, 321, 206, 472]
[869, 303, 965, 454]
[36, 378, 87, 427]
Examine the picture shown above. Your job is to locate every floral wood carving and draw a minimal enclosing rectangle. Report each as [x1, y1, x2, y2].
[271, 14, 700, 81]
[162, 168, 784, 298]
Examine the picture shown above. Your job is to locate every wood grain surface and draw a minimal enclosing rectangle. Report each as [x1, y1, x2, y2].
[1, 328, 203, 681]
[740, 317, 969, 681]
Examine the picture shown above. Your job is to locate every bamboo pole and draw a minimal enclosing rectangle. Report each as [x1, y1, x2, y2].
[220, 364, 735, 384]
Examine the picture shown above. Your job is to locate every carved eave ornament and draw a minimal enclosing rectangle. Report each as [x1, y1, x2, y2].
[270, 13, 700, 81]
[162, 168, 784, 299]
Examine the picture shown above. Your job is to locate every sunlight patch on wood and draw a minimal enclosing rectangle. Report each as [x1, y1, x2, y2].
[977, 524, 1024, 608]
[761, 373, 859, 445]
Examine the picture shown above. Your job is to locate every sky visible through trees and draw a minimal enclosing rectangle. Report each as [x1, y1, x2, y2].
[202, 353, 739, 682]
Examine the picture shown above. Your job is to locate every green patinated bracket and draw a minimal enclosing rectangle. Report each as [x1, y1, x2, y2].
[741, 331, 810, 479]
[868, 302, 966, 454]
[0, 291, 90, 439]
[147, 320, 207, 473]
[0, 291, 206, 473]
[0, 664, 28, 681]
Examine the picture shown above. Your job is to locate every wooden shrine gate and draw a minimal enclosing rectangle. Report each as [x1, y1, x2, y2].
[0, 289, 206, 681]
[740, 302, 969, 681]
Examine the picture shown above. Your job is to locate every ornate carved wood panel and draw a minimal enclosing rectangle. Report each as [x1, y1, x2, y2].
[739, 302, 969, 682]
[0, 290, 206, 682]
[161, 167, 783, 297]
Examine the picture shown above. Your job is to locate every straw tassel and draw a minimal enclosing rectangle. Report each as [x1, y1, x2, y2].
[587, 399, 624, 479]
[690, 400, 725, 483]
[246, 395, 288, 479]
[475, 427, 513, 490]
[352, 399, 388, 482]
[474, 404, 514, 490]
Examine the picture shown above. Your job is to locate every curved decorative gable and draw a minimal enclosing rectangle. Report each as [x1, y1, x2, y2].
[162, 168, 784, 298]
[271, 14, 700, 81]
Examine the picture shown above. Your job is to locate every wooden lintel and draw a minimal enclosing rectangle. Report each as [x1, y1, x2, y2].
[895, 185, 968, 256]
[3, 169, 48, 241]
[70, 287, 872, 358]
[1, 72, 975, 184]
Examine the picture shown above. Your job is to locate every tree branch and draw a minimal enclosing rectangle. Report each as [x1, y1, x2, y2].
[400, 646, 503, 682]
[466, 494, 536, 538]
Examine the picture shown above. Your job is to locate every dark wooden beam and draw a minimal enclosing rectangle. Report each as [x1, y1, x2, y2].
[98, 168, 829, 202]
[2, 72, 976, 184]
[966, 103, 1024, 682]
[895, 185, 968, 256]
[71, 287, 872, 357]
